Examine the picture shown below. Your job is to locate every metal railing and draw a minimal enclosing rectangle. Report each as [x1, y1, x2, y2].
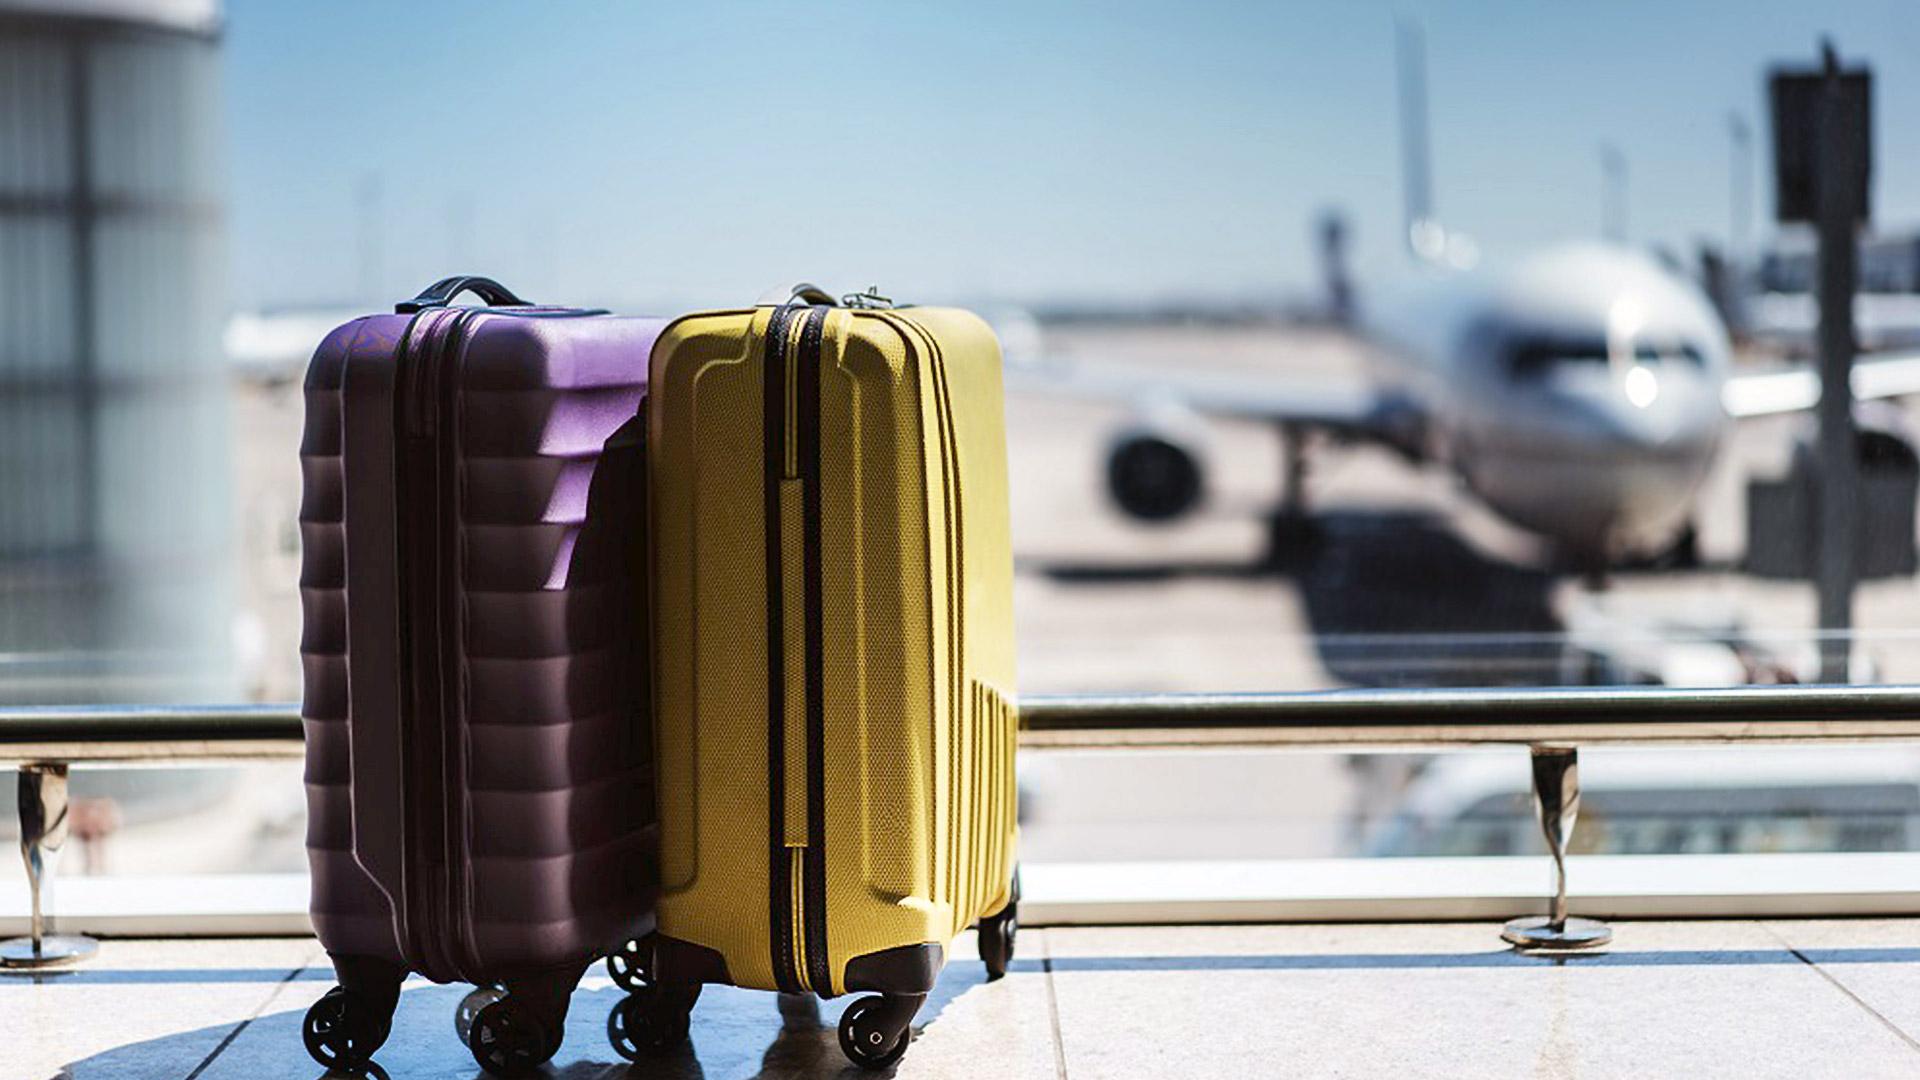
[8, 684, 1920, 761]
[4, 684, 1920, 962]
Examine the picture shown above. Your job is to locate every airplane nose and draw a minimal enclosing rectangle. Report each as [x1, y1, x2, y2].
[1592, 363, 1722, 451]
[1592, 366, 1726, 540]
[1465, 359, 1727, 553]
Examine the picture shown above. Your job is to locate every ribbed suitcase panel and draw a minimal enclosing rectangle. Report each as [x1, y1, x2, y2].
[466, 831, 656, 966]
[458, 386, 646, 458]
[458, 458, 594, 524]
[442, 313, 657, 975]
[302, 317, 404, 964]
[462, 771, 646, 857]
[463, 712, 642, 791]
[462, 649, 629, 726]
[302, 310, 662, 981]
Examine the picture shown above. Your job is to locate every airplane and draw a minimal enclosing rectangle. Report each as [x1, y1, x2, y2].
[1007, 23, 1920, 578]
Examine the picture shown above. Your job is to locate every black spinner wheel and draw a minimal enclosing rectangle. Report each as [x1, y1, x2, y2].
[607, 982, 699, 1060]
[302, 986, 390, 1071]
[979, 902, 1018, 980]
[979, 868, 1022, 980]
[605, 935, 652, 994]
[467, 995, 557, 1077]
[454, 985, 507, 1044]
[838, 995, 913, 1071]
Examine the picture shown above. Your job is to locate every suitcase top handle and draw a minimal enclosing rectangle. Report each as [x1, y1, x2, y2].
[395, 275, 530, 314]
[756, 282, 838, 308]
[754, 282, 897, 310]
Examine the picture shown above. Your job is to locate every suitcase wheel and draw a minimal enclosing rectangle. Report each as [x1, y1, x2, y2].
[302, 986, 391, 1071]
[979, 901, 1018, 980]
[467, 994, 558, 1077]
[606, 935, 652, 994]
[979, 867, 1022, 981]
[454, 985, 507, 1045]
[838, 993, 922, 1071]
[608, 981, 701, 1060]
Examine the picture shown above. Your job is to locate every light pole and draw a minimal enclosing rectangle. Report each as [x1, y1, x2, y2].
[1728, 112, 1753, 267]
[1600, 142, 1628, 243]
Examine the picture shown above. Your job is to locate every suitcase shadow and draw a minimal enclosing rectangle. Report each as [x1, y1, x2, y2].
[48, 956, 995, 1079]
[601, 959, 992, 1079]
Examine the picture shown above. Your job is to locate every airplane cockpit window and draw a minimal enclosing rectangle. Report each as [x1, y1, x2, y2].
[1508, 336, 1706, 376]
[1506, 335, 1610, 376]
[1633, 342, 1708, 366]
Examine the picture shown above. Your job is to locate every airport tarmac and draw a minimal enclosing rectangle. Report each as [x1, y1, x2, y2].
[1001, 322, 1920, 862]
[1009, 322, 1920, 694]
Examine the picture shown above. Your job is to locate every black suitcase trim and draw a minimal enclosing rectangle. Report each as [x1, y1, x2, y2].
[760, 302, 802, 994]
[796, 305, 834, 995]
[843, 942, 944, 996]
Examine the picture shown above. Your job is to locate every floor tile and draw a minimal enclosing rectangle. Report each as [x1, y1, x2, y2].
[1759, 919, 1920, 1050]
[25, 924, 1920, 1080]
[0, 937, 319, 1080]
[1044, 922, 1920, 1080]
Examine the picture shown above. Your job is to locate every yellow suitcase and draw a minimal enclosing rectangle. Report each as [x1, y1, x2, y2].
[617, 286, 1018, 1070]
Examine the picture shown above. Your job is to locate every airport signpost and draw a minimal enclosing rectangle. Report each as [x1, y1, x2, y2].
[1770, 43, 1871, 683]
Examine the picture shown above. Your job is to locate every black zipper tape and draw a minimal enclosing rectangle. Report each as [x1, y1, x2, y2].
[762, 304, 801, 994]
[435, 311, 476, 977]
[797, 305, 833, 994]
[395, 309, 462, 979]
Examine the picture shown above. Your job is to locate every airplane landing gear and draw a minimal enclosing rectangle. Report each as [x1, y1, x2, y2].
[1263, 423, 1322, 568]
[1648, 521, 1700, 571]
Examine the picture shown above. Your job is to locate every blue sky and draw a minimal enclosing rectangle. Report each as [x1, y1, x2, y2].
[224, 0, 1920, 311]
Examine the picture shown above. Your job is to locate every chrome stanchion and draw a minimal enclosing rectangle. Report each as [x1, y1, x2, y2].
[1, 763, 98, 967]
[1502, 745, 1611, 950]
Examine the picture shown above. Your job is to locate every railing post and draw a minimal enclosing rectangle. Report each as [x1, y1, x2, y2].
[1, 763, 98, 967]
[1502, 745, 1611, 950]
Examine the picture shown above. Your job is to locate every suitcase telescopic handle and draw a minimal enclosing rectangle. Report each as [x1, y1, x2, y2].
[395, 275, 530, 314]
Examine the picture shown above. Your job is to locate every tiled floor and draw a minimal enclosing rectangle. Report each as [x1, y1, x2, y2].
[10, 921, 1920, 1079]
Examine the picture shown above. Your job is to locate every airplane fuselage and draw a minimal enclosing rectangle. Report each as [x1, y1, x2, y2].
[1362, 242, 1732, 562]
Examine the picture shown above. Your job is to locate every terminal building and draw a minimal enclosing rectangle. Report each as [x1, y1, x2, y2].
[0, 0, 231, 704]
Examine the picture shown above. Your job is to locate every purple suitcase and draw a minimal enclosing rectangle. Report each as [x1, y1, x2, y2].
[300, 277, 661, 1075]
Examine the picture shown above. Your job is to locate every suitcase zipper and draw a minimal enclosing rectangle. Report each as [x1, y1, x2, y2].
[763, 301, 837, 995]
[795, 305, 833, 995]
[761, 302, 803, 994]
[394, 308, 475, 981]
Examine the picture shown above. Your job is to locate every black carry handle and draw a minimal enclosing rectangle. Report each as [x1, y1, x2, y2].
[395, 275, 531, 314]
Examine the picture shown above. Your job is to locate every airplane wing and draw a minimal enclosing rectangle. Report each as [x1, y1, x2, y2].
[1723, 350, 1920, 418]
[1004, 355, 1395, 436]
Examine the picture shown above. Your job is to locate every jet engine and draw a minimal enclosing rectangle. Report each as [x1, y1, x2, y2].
[1104, 407, 1207, 522]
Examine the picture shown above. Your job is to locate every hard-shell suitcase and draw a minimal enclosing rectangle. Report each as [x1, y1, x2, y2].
[300, 277, 662, 1076]
[621, 286, 1020, 1070]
